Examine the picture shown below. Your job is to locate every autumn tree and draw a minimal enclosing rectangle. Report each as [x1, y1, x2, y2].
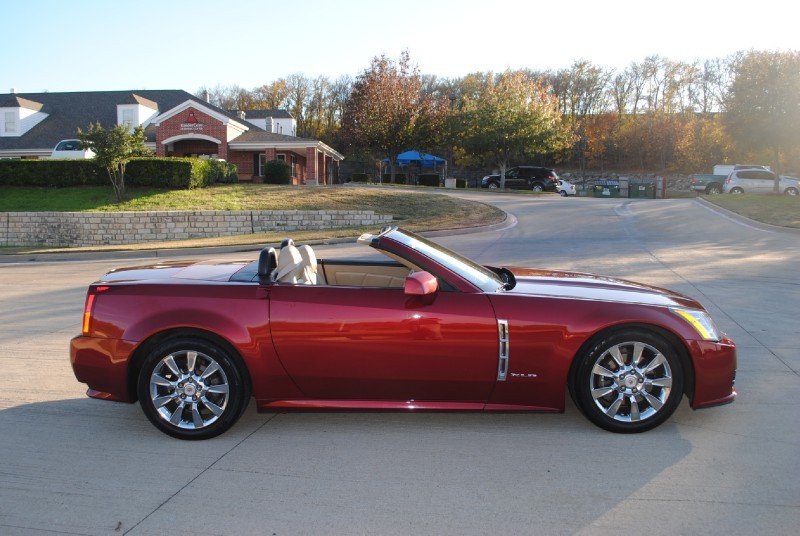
[77, 123, 149, 203]
[724, 50, 800, 191]
[451, 70, 572, 187]
[340, 51, 448, 182]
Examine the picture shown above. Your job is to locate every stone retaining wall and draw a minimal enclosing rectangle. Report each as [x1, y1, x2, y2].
[0, 210, 393, 247]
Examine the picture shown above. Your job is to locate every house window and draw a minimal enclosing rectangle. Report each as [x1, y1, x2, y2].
[258, 154, 267, 176]
[276, 154, 286, 162]
[4, 112, 16, 133]
[122, 109, 135, 129]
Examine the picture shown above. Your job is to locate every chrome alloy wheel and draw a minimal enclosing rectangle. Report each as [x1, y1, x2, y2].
[589, 341, 673, 423]
[149, 350, 230, 430]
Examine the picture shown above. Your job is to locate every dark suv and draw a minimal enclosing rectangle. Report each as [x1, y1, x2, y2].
[480, 166, 559, 191]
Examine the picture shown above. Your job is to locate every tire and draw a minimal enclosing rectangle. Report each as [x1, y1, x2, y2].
[706, 184, 722, 195]
[784, 187, 798, 196]
[572, 329, 684, 433]
[137, 337, 250, 440]
[488, 182, 499, 189]
[730, 187, 744, 194]
[531, 183, 544, 192]
[559, 190, 568, 197]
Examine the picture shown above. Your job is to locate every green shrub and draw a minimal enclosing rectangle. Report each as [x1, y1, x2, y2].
[350, 173, 371, 183]
[263, 159, 292, 184]
[381, 173, 407, 183]
[0, 159, 105, 187]
[0, 157, 238, 190]
[418, 174, 441, 187]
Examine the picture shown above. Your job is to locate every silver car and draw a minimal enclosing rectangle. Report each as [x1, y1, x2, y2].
[723, 169, 800, 196]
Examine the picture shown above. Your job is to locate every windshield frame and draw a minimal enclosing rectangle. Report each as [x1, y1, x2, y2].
[375, 228, 505, 293]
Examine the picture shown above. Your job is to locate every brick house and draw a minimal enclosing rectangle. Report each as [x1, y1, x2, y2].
[0, 89, 343, 184]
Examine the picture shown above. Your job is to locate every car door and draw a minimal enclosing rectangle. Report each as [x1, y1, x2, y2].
[503, 168, 524, 189]
[268, 284, 499, 403]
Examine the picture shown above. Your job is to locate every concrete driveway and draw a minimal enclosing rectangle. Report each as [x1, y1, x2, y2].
[0, 195, 798, 535]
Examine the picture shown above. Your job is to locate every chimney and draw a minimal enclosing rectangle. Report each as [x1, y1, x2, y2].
[238, 110, 246, 120]
[203, 90, 210, 102]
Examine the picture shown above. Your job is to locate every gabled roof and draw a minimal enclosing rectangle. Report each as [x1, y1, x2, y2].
[0, 95, 44, 111]
[0, 89, 262, 152]
[230, 109, 294, 119]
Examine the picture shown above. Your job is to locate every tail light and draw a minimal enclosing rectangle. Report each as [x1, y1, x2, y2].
[82, 285, 110, 335]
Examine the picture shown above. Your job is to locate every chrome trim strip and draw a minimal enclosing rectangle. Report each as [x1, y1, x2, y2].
[497, 319, 509, 381]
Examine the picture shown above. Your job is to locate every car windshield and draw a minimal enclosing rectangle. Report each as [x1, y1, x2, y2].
[382, 228, 505, 292]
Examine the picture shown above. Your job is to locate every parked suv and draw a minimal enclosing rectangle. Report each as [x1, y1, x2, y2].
[724, 169, 800, 195]
[480, 166, 559, 191]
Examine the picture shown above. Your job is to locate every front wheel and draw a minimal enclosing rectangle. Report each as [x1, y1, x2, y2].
[531, 183, 544, 192]
[488, 182, 499, 189]
[784, 187, 798, 196]
[137, 338, 250, 440]
[572, 329, 684, 433]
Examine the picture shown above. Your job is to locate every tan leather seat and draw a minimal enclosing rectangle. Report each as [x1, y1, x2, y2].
[297, 245, 317, 284]
[275, 244, 303, 284]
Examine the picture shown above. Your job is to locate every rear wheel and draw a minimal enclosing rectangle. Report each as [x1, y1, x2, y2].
[559, 190, 568, 197]
[531, 183, 544, 192]
[488, 182, 499, 189]
[784, 187, 798, 196]
[137, 337, 249, 440]
[706, 184, 722, 195]
[573, 329, 684, 433]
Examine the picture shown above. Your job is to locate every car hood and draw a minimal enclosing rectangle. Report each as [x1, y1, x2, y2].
[99, 259, 251, 283]
[505, 267, 702, 309]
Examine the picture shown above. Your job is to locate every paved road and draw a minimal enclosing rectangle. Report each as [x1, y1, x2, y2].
[1, 195, 798, 535]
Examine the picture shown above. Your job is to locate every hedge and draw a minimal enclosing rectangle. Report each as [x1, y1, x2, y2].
[350, 173, 371, 183]
[418, 174, 441, 187]
[0, 157, 238, 189]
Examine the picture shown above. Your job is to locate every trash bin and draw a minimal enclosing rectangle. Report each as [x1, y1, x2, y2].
[592, 180, 620, 198]
[629, 183, 654, 198]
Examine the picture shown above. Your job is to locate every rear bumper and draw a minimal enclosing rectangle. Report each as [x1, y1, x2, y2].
[70, 335, 136, 403]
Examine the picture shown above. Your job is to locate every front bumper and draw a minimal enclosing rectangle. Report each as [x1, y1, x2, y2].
[689, 336, 737, 408]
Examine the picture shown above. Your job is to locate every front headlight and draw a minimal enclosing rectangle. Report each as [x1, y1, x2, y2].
[671, 308, 722, 341]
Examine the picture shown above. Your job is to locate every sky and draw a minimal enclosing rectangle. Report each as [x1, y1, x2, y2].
[4, 0, 798, 95]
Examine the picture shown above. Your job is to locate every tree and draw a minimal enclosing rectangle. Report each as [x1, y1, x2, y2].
[340, 51, 449, 182]
[77, 123, 149, 202]
[451, 71, 572, 187]
[724, 50, 800, 191]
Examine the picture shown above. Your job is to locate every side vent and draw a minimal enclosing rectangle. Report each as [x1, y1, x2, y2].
[497, 319, 509, 381]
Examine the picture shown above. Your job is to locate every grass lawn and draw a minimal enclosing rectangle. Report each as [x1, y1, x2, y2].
[0, 184, 506, 251]
[702, 194, 800, 228]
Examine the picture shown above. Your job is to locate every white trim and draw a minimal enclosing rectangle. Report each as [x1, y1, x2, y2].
[161, 133, 222, 146]
[228, 140, 344, 160]
[151, 99, 249, 132]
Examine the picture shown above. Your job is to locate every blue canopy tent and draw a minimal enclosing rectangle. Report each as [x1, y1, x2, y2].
[382, 150, 447, 183]
[394, 150, 446, 168]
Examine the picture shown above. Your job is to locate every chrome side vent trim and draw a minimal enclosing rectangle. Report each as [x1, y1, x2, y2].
[497, 319, 509, 381]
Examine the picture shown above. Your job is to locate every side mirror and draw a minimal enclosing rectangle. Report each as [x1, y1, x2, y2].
[404, 271, 438, 296]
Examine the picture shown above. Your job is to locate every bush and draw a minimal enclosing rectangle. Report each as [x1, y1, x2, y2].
[381, 173, 407, 183]
[350, 173, 371, 183]
[418, 174, 441, 187]
[0, 159, 105, 187]
[0, 157, 239, 190]
[263, 159, 292, 184]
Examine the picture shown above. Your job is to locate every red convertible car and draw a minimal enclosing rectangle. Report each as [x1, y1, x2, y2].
[70, 227, 736, 440]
